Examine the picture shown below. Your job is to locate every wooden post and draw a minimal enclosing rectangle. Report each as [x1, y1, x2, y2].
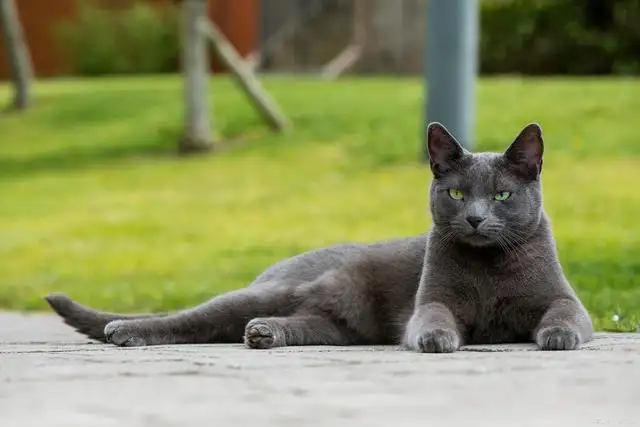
[200, 19, 289, 132]
[0, 0, 33, 111]
[179, 0, 214, 154]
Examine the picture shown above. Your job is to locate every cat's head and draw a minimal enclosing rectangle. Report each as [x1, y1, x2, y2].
[427, 122, 544, 248]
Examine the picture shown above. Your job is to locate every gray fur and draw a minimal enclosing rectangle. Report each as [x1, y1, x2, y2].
[45, 122, 593, 352]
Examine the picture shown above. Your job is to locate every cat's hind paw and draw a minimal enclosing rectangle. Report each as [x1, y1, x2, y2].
[104, 320, 148, 347]
[244, 318, 283, 349]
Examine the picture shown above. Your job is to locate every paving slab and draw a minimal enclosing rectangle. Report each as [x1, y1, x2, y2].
[1, 313, 639, 427]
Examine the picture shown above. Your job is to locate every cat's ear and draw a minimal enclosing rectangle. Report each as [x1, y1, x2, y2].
[504, 123, 544, 180]
[427, 122, 465, 178]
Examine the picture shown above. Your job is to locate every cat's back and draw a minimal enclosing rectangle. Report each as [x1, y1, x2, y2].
[254, 234, 427, 284]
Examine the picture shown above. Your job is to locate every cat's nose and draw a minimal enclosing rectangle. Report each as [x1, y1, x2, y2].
[466, 215, 485, 229]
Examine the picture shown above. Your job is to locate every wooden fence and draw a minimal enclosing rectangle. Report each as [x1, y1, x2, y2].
[0, 0, 258, 79]
[0, 0, 429, 79]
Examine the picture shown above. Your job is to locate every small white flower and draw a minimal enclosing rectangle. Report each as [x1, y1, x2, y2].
[612, 314, 620, 322]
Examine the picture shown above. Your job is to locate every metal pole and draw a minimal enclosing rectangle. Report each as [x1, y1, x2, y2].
[423, 0, 478, 154]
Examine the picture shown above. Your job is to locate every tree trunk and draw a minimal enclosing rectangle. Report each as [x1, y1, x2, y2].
[179, 0, 214, 154]
[0, 0, 33, 111]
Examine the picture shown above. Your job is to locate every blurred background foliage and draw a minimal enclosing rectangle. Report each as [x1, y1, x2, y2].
[54, 0, 640, 76]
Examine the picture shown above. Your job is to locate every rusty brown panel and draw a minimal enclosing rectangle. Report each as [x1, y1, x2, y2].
[208, 0, 257, 73]
[225, 0, 257, 58]
[0, 0, 77, 79]
[208, 0, 224, 72]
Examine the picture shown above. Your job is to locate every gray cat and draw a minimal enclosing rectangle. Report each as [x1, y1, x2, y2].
[45, 122, 593, 352]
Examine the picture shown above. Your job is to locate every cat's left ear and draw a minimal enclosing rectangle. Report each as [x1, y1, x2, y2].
[504, 123, 544, 180]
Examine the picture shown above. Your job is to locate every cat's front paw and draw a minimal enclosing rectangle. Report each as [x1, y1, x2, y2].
[536, 326, 581, 351]
[244, 318, 284, 349]
[104, 320, 148, 347]
[409, 328, 460, 353]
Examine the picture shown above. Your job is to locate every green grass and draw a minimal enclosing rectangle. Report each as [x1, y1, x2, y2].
[1, 75, 638, 332]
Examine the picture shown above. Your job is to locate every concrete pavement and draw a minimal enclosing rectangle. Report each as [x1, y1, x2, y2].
[1, 313, 639, 427]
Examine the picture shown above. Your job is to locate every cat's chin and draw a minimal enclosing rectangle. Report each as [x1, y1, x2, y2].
[458, 233, 497, 248]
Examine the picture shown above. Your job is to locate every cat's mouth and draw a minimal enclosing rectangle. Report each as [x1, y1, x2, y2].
[460, 231, 495, 246]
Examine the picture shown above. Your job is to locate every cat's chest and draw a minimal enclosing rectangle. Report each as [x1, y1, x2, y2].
[453, 271, 553, 344]
[447, 263, 521, 298]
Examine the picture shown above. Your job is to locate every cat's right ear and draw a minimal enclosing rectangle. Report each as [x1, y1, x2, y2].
[427, 122, 465, 178]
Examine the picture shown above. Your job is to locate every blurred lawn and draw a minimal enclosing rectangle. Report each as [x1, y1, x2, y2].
[0, 76, 638, 332]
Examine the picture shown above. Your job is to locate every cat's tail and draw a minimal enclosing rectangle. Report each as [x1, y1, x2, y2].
[44, 293, 168, 342]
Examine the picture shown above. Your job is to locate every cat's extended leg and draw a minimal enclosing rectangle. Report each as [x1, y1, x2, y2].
[46, 281, 297, 346]
[534, 297, 593, 351]
[243, 314, 361, 349]
[403, 302, 463, 353]
[102, 282, 298, 346]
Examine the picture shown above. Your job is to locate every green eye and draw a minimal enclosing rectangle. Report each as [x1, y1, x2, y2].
[494, 191, 511, 201]
[448, 188, 464, 200]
